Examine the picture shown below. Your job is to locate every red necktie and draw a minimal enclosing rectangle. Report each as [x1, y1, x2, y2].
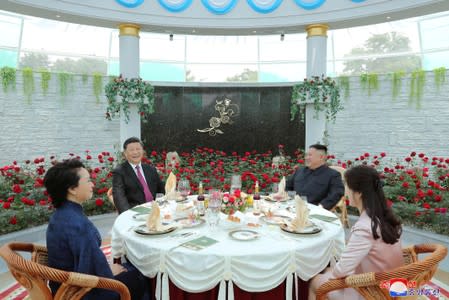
[136, 165, 153, 202]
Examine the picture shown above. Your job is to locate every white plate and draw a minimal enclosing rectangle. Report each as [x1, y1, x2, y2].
[280, 222, 322, 234]
[263, 194, 290, 202]
[175, 217, 205, 228]
[229, 229, 260, 241]
[134, 224, 176, 235]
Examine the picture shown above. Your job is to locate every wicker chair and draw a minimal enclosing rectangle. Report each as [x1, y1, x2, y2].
[316, 243, 448, 300]
[328, 165, 350, 228]
[0, 242, 131, 300]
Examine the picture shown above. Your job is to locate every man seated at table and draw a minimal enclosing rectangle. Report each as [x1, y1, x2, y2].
[286, 144, 344, 210]
[113, 137, 165, 214]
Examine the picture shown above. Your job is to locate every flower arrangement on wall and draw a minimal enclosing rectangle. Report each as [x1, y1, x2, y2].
[104, 75, 155, 123]
[290, 75, 343, 122]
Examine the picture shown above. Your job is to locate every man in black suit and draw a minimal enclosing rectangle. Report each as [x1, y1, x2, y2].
[286, 144, 344, 210]
[112, 137, 165, 214]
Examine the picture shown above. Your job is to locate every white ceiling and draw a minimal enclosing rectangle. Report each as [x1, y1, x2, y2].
[1, 0, 449, 35]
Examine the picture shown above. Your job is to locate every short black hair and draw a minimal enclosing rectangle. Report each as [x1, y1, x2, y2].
[123, 137, 144, 150]
[43, 159, 85, 208]
[309, 144, 328, 154]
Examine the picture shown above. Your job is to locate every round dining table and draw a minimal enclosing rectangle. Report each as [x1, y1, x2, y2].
[111, 197, 345, 300]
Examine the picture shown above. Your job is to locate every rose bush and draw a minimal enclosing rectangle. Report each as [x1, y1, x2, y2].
[1, 148, 448, 235]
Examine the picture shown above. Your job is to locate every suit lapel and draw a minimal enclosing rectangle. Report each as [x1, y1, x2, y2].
[124, 162, 143, 192]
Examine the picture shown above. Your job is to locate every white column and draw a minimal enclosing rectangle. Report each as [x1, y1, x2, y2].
[305, 24, 329, 147]
[119, 23, 141, 147]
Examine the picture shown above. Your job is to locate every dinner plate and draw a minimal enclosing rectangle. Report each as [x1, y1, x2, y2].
[134, 224, 176, 235]
[280, 222, 322, 234]
[175, 217, 205, 228]
[229, 229, 260, 241]
[263, 194, 290, 202]
[260, 215, 292, 225]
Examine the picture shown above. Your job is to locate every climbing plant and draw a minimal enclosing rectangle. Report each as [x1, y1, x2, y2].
[22, 67, 34, 103]
[93, 72, 103, 103]
[360, 73, 379, 96]
[58, 72, 73, 97]
[433, 67, 446, 91]
[409, 70, 425, 108]
[1, 67, 16, 93]
[337, 76, 350, 99]
[40, 69, 51, 95]
[391, 71, 405, 100]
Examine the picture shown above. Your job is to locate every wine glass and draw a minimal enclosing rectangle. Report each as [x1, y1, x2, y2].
[230, 174, 242, 194]
[178, 179, 191, 201]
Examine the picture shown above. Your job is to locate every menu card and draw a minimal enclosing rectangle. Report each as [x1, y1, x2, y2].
[130, 206, 152, 214]
[310, 214, 339, 222]
[181, 236, 219, 251]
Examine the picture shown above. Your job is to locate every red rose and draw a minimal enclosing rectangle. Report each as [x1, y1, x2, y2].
[405, 157, 412, 162]
[9, 216, 17, 225]
[108, 157, 114, 162]
[380, 152, 386, 157]
[95, 198, 104, 206]
[12, 184, 22, 194]
[426, 189, 434, 196]
[440, 208, 447, 214]
[3, 202, 11, 209]
[410, 151, 416, 157]
[415, 211, 421, 216]
[434, 195, 442, 202]
[401, 182, 409, 188]
[423, 203, 431, 209]
[86, 155, 92, 160]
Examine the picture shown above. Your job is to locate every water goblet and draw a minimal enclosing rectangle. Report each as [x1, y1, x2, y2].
[178, 179, 191, 201]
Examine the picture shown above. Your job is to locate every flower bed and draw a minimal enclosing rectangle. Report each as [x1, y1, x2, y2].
[1, 148, 448, 235]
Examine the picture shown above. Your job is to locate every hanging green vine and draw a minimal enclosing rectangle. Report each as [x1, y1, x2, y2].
[391, 71, 405, 100]
[105, 75, 155, 123]
[337, 76, 350, 99]
[58, 72, 73, 97]
[93, 72, 103, 103]
[409, 70, 425, 108]
[40, 69, 51, 95]
[82, 73, 89, 85]
[1, 67, 16, 93]
[290, 75, 343, 123]
[433, 67, 446, 91]
[360, 73, 379, 96]
[22, 67, 34, 103]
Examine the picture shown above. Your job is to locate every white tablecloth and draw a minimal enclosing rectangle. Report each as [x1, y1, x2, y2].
[111, 200, 345, 300]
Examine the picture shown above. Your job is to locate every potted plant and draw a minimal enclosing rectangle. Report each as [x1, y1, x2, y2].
[290, 75, 343, 122]
[104, 75, 155, 123]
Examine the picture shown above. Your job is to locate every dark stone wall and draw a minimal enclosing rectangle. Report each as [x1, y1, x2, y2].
[142, 86, 305, 154]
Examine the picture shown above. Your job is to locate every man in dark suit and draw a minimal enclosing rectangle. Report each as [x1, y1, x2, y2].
[286, 144, 344, 210]
[112, 137, 165, 214]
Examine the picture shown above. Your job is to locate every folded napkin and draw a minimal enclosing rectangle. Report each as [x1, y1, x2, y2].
[274, 176, 288, 199]
[165, 172, 179, 200]
[146, 202, 164, 231]
[290, 195, 310, 231]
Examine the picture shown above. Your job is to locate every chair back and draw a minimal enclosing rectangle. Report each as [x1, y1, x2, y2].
[317, 243, 448, 300]
[328, 165, 350, 228]
[0, 242, 131, 300]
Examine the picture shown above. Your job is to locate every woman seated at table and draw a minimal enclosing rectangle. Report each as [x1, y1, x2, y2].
[44, 159, 147, 300]
[309, 165, 403, 300]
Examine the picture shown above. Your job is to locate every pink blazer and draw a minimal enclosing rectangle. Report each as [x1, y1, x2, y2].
[322, 211, 404, 299]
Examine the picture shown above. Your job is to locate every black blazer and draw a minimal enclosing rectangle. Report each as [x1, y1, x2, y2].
[112, 162, 165, 214]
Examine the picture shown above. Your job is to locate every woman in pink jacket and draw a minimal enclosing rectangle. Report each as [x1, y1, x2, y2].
[309, 165, 403, 300]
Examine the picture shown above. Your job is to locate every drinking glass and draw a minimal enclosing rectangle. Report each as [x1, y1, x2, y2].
[206, 208, 220, 230]
[209, 189, 222, 210]
[178, 179, 191, 201]
[230, 174, 242, 194]
[156, 193, 165, 207]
